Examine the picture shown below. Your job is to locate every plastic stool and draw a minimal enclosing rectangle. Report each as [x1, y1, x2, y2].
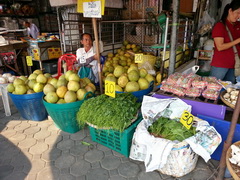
[0, 83, 11, 116]
[57, 54, 77, 77]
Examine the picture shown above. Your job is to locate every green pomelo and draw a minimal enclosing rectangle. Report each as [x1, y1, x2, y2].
[33, 83, 44, 93]
[67, 81, 80, 92]
[128, 70, 140, 82]
[28, 73, 38, 80]
[49, 78, 58, 88]
[27, 89, 35, 94]
[43, 83, 56, 95]
[113, 66, 125, 78]
[57, 79, 67, 88]
[45, 92, 59, 103]
[69, 73, 80, 82]
[28, 79, 37, 89]
[57, 99, 66, 104]
[13, 78, 25, 86]
[64, 91, 77, 103]
[125, 81, 140, 92]
[56, 86, 68, 98]
[138, 78, 149, 90]
[139, 68, 148, 78]
[44, 73, 52, 78]
[118, 75, 129, 88]
[115, 85, 123, 92]
[33, 69, 43, 75]
[77, 88, 87, 100]
[145, 74, 155, 83]
[65, 70, 74, 81]
[7, 83, 15, 93]
[15, 85, 27, 95]
[36, 74, 47, 84]
[18, 76, 28, 82]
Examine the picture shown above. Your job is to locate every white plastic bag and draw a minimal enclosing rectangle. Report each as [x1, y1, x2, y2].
[182, 65, 199, 75]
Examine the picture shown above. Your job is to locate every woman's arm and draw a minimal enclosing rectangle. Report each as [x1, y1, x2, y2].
[214, 37, 240, 51]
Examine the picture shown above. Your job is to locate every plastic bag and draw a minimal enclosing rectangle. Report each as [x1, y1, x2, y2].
[78, 66, 95, 82]
[182, 65, 199, 75]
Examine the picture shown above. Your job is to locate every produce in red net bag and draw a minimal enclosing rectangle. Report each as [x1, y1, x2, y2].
[207, 82, 222, 91]
[176, 76, 192, 89]
[185, 87, 202, 97]
[166, 73, 182, 85]
[203, 76, 217, 83]
[202, 89, 220, 100]
[160, 83, 173, 93]
[172, 87, 185, 96]
[192, 80, 207, 89]
[186, 73, 201, 80]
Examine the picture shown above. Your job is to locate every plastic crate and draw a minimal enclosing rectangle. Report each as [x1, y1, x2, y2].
[89, 117, 142, 157]
[43, 60, 58, 74]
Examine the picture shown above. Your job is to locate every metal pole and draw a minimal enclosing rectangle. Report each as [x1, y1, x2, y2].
[168, 0, 180, 75]
[217, 92, 240, 179]
[92, 18, 103, 94]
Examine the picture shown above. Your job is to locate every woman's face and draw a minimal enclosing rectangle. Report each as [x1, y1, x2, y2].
[228, 8, 240, 23]
[81, 34, 92, 49]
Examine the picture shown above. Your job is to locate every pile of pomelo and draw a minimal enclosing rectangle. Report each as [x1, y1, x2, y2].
[103, 40, 156, 92]
[7, 69, 95, 104]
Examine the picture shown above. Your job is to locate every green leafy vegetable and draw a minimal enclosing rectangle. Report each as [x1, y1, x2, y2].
[77, 93, 140, 131]
[148, 117, 196, 141]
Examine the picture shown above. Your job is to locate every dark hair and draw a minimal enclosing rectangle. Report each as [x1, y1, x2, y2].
[80, 33, 93, 41]
[221, 0, 240, 23]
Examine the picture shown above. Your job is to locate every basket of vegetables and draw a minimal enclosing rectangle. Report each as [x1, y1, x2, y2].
[77, 93, 141, 156]
[220, 88, 239, 109]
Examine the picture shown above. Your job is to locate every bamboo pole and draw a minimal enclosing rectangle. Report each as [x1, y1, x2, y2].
[217, 92, 240, 179]
[92, 18, 103, 94]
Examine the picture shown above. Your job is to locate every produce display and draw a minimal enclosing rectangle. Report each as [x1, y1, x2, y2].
[222, 87, 239, 106]
[77, 93, 140, 131]
[6, 69, 95, 104]
[103, 40, 157, 92]
[6, 70, 51, 95]
[160, 72, 222, 100]
[148, 117, 196, 142]
[0, 73, 16, 84]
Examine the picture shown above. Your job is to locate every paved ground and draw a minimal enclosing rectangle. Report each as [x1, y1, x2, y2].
[0, 96, 231, 180]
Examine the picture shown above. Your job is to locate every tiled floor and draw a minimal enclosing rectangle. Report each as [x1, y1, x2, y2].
[0, 96, 227, 180]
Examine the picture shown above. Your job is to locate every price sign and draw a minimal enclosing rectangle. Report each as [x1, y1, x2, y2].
[83, 1, 101, 18]
[134, 53, 143, 63]
[180, 110, 194, 130]
[105, 80, 115, 98]
[26, 56, 33, 66]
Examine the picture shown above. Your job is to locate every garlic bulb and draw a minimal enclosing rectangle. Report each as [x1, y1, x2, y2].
[0, 77, 7, 84]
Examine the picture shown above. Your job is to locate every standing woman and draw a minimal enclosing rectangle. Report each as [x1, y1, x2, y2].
[210, 0, 240, 83]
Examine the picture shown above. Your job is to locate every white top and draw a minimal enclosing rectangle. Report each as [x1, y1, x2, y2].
[27, 23, 39, 39]
[76, 47, 95, 64]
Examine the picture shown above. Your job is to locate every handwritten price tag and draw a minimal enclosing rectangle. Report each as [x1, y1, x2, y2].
[26, 56, 33, 66]
[105, 80, 115, 98]
[134, 53, 143, 63]
[180, 110, 194, 130]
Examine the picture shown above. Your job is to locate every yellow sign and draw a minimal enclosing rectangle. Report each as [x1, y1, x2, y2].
[135, 53, 143, 63]
[180, 110, 194, 130]
[77, 0, 105, 15]
[26, 56, 33, 66]
[105, 80, 115, 98]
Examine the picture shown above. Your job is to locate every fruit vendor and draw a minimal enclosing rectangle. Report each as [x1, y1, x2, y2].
[76, 33, 99, 84]
[210, 0, 240, 83]
[23, 21, 39, 39]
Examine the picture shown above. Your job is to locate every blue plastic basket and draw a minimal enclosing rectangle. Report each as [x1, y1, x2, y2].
[116, 81, 154, 102]
[9, 92, 47, 121]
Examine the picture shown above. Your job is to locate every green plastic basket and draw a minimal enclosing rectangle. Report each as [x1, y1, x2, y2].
[43, 92, 94, 133]
[89, 116, 142, 157]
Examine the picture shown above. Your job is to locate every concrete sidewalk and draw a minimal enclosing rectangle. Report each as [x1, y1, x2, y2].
[0, 97, 228, 180]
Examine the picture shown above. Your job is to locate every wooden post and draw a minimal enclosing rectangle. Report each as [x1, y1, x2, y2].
[92, 18, 103, 94]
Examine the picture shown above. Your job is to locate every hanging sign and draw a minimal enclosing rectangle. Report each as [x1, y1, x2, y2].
[134, 53, 143, 63]
[180, 110, 194, 130]
[77, 0, 105, 16]
[105, 80, 115, 98]
[26, 56, 33, 66]
[79, 56, 86, 64]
